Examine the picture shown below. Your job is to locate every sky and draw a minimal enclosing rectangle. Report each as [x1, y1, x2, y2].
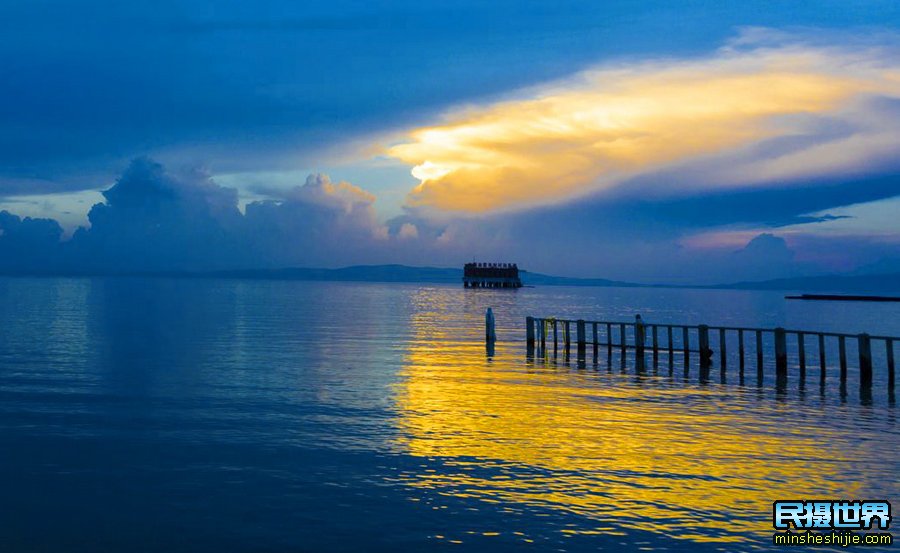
[1, 0, 899, 283]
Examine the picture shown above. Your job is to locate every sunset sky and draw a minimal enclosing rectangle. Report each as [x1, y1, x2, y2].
[1, 1, 899, 283]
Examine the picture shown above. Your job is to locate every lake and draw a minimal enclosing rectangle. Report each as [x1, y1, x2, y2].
[0, 277, 898, 552]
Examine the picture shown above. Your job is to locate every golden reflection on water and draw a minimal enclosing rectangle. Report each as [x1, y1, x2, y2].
[393, 307, 891, 546]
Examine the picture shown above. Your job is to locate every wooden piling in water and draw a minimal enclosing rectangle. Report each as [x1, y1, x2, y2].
[858, 333, 872, 389]
[486, 308, 496, 343]
[798, 332, 806, 378]
[564, 320, 571, 356]
[635, 316, 646, 356]
[667, 326, 674, 370]
[887, 339, 895, 391]
[652, 325, 659, 368]
[819, 333, 826, 384]
[576, 319, 586, 357]
[526, 316, 535, 347]
[592, 322, 598, 351]
[699, 325, 711, 371]
[606, 323, 612, 365]
[738, 330, 745, 376]
[756, 330, 763, 372]
[620, 323, 626, 360]
[683, 327, 690, 369]
[839, 336, 847, 383]
[775, 328, 787, 376]
[553, 320, 558, 353]
[719, 328, 727, 371]
[538, 319, 547, 348]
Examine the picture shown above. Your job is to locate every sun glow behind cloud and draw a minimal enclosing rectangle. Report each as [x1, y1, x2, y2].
[388, 33, 900, 213]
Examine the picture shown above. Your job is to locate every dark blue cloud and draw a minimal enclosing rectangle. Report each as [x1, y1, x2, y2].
[4, 0, 900, 192]
[383, 166, 900, 282]
[1, 159, 388, 273]
[601, 173, 900, 233]
[0, 211, 64, 272]
[67, 158, 245, 271]
[2, 2, 900, 282]
[0, 158, 897, 283]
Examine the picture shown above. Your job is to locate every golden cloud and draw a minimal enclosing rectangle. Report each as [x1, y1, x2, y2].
[388, 36, 900, 212]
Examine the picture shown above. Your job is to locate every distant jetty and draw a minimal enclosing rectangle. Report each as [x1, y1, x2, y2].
[463, 262, 523, 288]
[785, 294, 900, 302]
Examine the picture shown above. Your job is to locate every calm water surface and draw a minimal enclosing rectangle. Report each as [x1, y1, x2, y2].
[0, 278, 898, 552]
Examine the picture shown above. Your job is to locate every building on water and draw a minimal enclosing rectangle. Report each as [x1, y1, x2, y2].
[463, 262, 523, 288]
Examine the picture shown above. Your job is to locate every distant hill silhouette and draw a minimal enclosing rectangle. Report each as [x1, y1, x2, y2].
[3, 263, 896, 294]
[519, 271, 637, 287]
[210, 264, 463, 283]
[209, 266, 897, 293]
[207, 265, 637, 287]
[713, 272, 900, 294]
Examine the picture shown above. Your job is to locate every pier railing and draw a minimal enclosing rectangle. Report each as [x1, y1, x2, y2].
[524, 316, 897, 394]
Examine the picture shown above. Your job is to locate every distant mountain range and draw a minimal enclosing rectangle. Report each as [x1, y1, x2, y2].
[209, 265, 463, 283]
[3, 264, 897, 294]
[209, 265, 640, 287]
[713, 272, 900, 294]
[206, 264, 899, 294]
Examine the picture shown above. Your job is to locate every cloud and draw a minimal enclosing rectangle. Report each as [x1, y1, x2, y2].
[65, 158, 244, 272]
[389, 31, 900, 212]
[285, 173, 377, 213]
[242, 173, 389, 267]
[395, 223, 417, 240]
[6, 0, 783, 196]
[0, 156, 897, 284]
[0, 158, 397, 273]
[730, 233, 795, 279]
[0, 211, 64, 271]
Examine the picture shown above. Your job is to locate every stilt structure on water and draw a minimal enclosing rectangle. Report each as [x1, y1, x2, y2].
[463, 262, 523, 289]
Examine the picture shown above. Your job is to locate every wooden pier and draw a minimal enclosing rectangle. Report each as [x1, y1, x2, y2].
[523, 315, 897, 399]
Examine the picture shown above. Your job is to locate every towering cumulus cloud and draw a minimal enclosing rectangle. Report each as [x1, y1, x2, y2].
[69, 158, 244, 271]
[0, 159, 392, 273]
[243, 173, 388, 267]
[390, 33, 900, 212]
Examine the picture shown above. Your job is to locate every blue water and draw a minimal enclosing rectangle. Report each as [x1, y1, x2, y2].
[0, 278, 898, 552]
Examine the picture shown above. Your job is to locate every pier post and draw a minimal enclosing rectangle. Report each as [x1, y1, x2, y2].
[564, 320, 571, 356]
[540, 319, 546, 352]
[719, 328, 727, 372]
[756, 330, 764, 374]
[818, 334, 826, 385]
[576, 320, 586, 358]
[888, 339, 895, 391]
[798, 332, 806, 379]
[635, 316, 645, 371]
[858, 333, 872, 389]
[620, 323, 627, 367]
[486, 308, 497, 343]
[606, 323, 612, 366]
[635, 316, 646, 356]
[775, 327, 787, 376]
[553, 320, 558, 354]
[738, 330, 745, 376]
[698, 325, 711, 372]
[839, 336, 847, 384]
[683, 327, 690, 372]
[667, 326, 674, 371]
[652, 325, 659, 369]
[526, 316, 535, 347]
